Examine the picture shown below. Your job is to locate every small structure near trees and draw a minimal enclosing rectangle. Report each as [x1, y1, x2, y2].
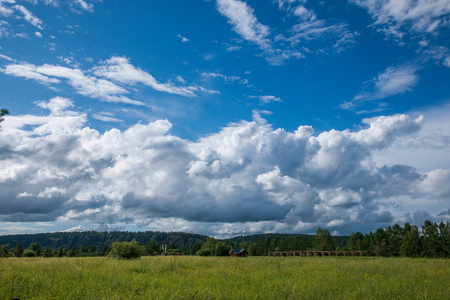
[229, 249, 248, 257]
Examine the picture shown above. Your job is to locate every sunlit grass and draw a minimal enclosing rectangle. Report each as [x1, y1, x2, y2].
[1, 256, 449, 299]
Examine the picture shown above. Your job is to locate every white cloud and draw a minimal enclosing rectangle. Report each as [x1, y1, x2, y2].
[249, 95, 283, 104]
[3, 62, 61, 84]
[176, 34, 189, 42]
[34, 31, 42, 37]
[2, 99, 447, 235]
[216, 0, 356, 65]
[203, 72, 248, 85]
[351, 0, 450, 40]
[61, 225, 87, 232]
[74, 0, 93, 12]
[0, 0, 15, 17]
[216, 0, 271, 50]
[92, 114, 123, 123]
[13, 5, 43, 29]
[93, 57, 208, 98]
[344, 64, 419, 110]
[2, 56, 217, 105]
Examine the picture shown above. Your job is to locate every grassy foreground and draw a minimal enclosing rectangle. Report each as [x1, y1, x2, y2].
[1, 256, 449, 299]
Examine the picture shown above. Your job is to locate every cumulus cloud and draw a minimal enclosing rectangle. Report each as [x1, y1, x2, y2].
[2, 56, 216, 105]
[2, 99, 447, 236]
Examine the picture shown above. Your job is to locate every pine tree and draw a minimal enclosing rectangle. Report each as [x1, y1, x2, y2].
[421, 220, 442, 257]
[44, 246, 54, 257]
[57, 248, 64, 257]
[400, 224, 420, 257]
[13, 242, 24, 257]
[68, 246, 77, 257]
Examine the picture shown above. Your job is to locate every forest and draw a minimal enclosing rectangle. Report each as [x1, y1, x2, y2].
[0, 220, 449, 258]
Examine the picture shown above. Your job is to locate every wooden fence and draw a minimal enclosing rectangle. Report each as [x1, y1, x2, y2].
[267, 251, 367, 257]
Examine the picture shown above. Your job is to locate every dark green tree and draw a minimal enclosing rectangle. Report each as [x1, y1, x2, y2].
[13, 242, 24, 257]
[348, 232, 364, 250]
[0, 108, 9, 127]
[312, 228, 335, 251]
[215, 242, 232, 256]
[108, 240, 143, 259]
[57, 248, 64, 257]
[68, 246, 77, 257]
[438, 221, 450, 257]
[386, 224, 404, 257]
[421, 220, 442, 257]
[145, 240, 161, 255]
[373, 228, 389, 257]
[201, 237, 217, 253]
[0, 244, 9, 257]
[188, 242, 202, 255]
[400, 224, 421, 257]
[44, 246, 54, 257]
[29, 242, 42, 257]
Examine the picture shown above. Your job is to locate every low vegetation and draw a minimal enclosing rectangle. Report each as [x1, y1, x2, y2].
[1, 256, 448, 299]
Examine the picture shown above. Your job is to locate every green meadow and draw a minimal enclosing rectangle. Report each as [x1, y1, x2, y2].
[1, 256, 449, 299]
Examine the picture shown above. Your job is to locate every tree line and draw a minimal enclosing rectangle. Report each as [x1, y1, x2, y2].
[1, 220, 449, 258]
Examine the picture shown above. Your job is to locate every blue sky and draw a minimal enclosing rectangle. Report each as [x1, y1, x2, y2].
[0, 0, 449, 237]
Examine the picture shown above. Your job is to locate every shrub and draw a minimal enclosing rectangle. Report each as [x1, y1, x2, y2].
[196, 249, 212, 256]
[23, 250, 36, 257]
[44, 247, 54, 257]
[108, 240, 143, 260]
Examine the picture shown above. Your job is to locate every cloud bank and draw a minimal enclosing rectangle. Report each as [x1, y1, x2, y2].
[1, 98, 448, 236]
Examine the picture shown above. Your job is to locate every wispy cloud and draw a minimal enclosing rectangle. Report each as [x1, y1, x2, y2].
[216, 0, 357, 65]
[342, 64, 419, 111]
[93, 57, 211, 98]
[216, 0, 271, 50]
[355, 65, 419, 101]
[13, 5, 44, 29]
[92, 113, 123, 123]
[249, 95, 283, 104]
[176, 34, 190, 42]
[351, 0, 450, 41]
[2, 56, 217, 105]
[73, 0, 93, 12]
[203, 72, 248, 85]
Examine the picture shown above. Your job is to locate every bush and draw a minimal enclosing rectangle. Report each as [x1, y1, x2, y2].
[196, 249, 212, 256]
[23, 250, 36, 257]
[108, 240, 143, 260]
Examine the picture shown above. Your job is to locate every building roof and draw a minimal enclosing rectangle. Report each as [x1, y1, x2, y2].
[231, 249, 247, 254]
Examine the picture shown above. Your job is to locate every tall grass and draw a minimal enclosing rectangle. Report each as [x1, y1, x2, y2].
[1, 256, 449, 299]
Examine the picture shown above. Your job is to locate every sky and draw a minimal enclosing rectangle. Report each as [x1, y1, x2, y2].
[0, 0, 449, 237]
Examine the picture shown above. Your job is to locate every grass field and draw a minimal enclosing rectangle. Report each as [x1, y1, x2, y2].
[1, 256, 449, 299]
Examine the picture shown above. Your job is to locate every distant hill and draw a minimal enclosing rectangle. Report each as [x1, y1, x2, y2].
[0, 231, 350, 251]
[0, 231, 208, 250]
